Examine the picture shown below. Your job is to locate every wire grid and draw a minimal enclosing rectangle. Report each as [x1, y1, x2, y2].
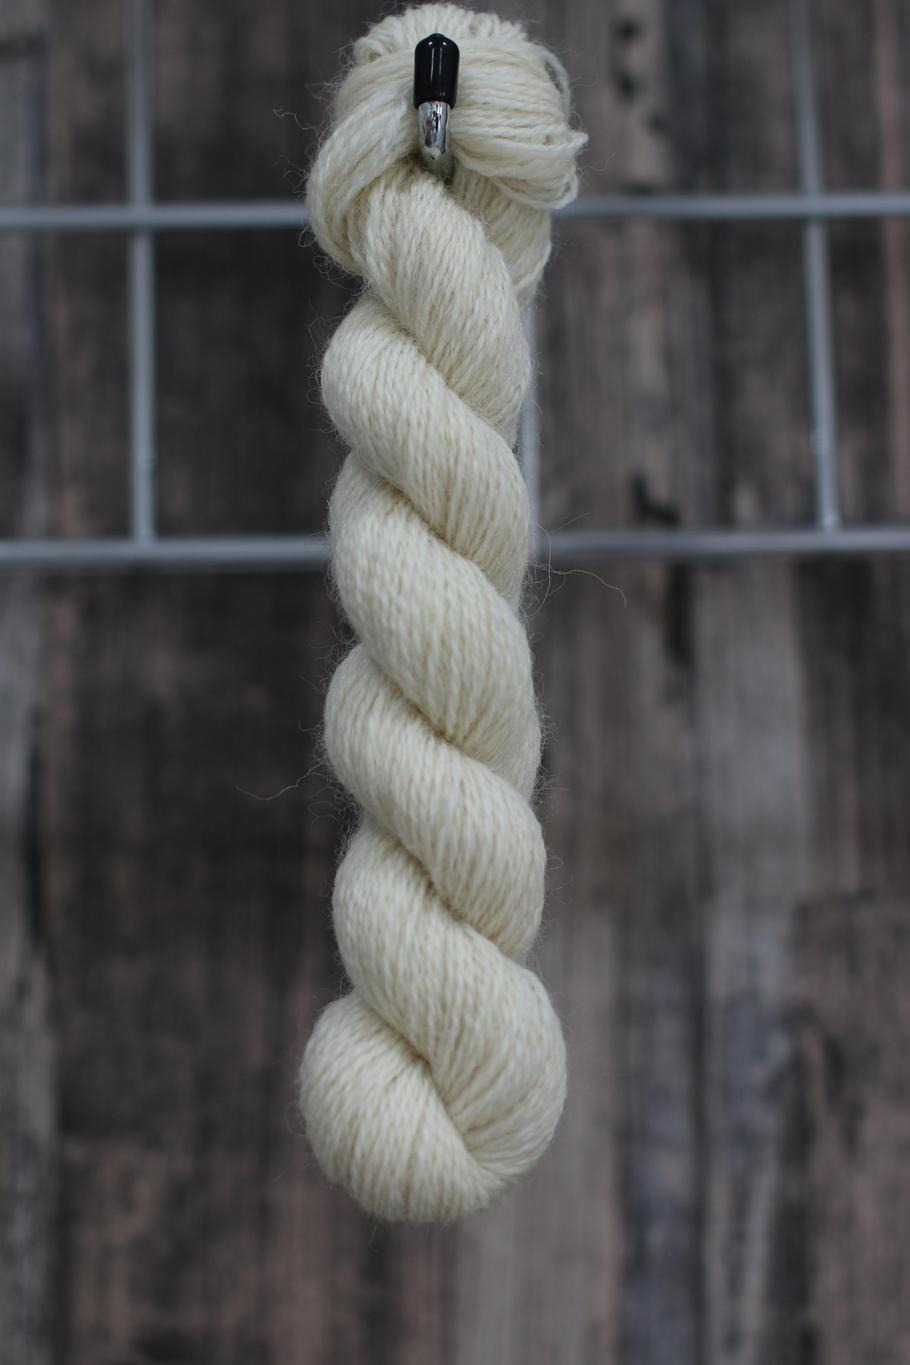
[2, 0, 909, 573]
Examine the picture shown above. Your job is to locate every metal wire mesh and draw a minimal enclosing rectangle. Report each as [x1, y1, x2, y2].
[2, 0, 909, 572]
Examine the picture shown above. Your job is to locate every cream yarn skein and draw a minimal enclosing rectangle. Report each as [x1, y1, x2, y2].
[300, 3, 586, 1222]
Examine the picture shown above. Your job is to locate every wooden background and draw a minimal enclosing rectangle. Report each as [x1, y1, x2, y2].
[2, 0, 910, 1361]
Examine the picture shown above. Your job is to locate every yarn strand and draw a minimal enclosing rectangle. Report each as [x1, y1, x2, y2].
[300, 3, 586, 1222]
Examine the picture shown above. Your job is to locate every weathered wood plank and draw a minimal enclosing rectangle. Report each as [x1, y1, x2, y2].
[40, 574, 347, 1362]
[793, 889, 910, 1365]
[693, 562, 811, 1365]
[0, 587, 54, 1365]
[0, 5, 56, 1364]
[43, 0, 128, 536]
[536, 563, 702, 1365]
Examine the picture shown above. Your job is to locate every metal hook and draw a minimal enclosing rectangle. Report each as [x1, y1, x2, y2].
[413, 33, 459, 180]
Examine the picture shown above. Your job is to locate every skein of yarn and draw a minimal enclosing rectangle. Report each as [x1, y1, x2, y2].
[300, 3, 586, 1222]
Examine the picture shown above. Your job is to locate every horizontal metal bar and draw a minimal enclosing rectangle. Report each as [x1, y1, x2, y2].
[545, 527, 910, 561]
[0, 536, 331, 572]
[2, 527, 910, 573]
[4, 191, 910, 235]
[0, 202, 312, 233]
[557, 191, 910, 222]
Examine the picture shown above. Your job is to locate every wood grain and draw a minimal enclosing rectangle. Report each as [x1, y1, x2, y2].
[2, 1, 910, 1363]
[0, 5, 56, 1363]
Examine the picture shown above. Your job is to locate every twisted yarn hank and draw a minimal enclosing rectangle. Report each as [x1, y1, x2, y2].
[300, 3, 586, 1223]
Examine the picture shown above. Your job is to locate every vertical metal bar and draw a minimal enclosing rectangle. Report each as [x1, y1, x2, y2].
[127, 0, 156, 541]
[791, 0, 841, 529]
[520, 301, 542, 560]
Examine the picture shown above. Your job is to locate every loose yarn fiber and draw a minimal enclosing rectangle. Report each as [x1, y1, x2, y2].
[301, 3, 586, 1222]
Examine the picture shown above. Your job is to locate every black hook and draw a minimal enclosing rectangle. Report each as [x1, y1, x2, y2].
[413, 33, 460, 109]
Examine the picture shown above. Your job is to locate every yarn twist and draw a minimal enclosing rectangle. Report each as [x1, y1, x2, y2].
[300, 3, 586, 1222]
